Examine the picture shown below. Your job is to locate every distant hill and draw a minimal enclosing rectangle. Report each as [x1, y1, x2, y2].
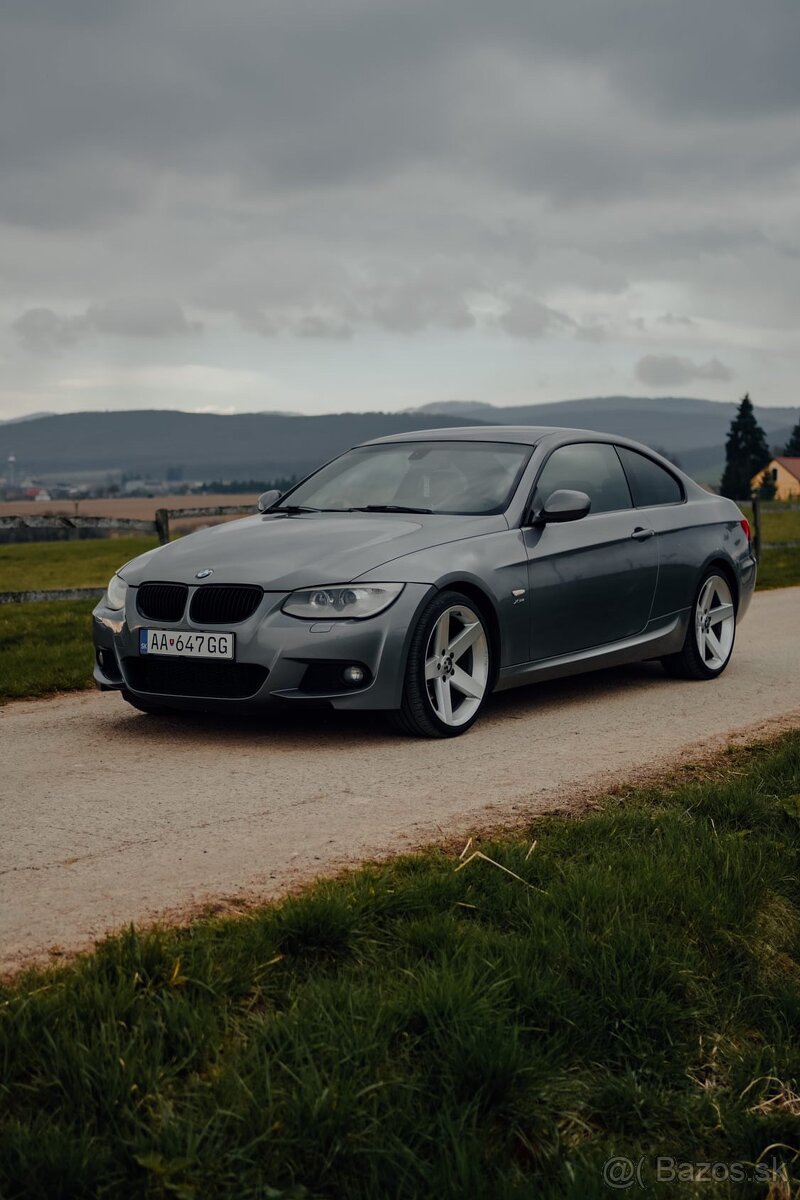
[411, 397, 798, 482]
[0, 410, 491, 484]
[2, 397, 797, 485]
[0, 411, 54, 425]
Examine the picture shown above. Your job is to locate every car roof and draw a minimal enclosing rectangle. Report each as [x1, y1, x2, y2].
[363, 425, 610, 447]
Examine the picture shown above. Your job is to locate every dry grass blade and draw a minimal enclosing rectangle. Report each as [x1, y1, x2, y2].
[742, 1076, 800, 1117]
[454, 850, 547, 893]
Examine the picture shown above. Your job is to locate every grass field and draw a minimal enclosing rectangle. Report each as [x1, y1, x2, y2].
[2, 732, 799, 1198]
[0, 493, 259, 522]
[741, 500, 800, 546]
[741, 501, 800, 590]
[0, 536, 157, 591]
[0, 539, 157, 702]
[0, 600, 95, 702]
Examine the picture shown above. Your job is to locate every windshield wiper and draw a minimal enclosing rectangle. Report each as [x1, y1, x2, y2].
[352, 504, 434, 514]
[273, 505, 322, 514]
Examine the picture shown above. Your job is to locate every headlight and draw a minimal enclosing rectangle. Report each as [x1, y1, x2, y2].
[105, 574, 128, 611]
[282, 582, 404, 620]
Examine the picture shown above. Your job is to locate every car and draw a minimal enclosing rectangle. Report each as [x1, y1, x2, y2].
[93, 426, 757, 737]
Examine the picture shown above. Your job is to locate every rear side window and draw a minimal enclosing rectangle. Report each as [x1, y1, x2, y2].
[616, 447, 683, 507]
[535, 442, 632, 515]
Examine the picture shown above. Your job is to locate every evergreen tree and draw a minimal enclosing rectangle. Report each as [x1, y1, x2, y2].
[719, 393, 770, 499]
[784, 418, 800, 457]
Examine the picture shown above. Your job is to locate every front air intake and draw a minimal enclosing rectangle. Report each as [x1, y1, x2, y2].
[123, 657, 268, 699]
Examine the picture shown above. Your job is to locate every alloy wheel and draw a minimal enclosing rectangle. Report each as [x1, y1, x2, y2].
[424, 604, 489, 727]
[694, 574, 735, 671]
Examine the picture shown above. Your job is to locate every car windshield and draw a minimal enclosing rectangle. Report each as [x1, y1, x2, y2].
[278, 441, 533, 515]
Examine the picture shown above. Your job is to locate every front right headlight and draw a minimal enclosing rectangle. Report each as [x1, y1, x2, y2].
[105, 573, 128, 611]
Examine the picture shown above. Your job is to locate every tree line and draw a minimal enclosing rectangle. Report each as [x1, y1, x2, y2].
[720, 394, 800, 501]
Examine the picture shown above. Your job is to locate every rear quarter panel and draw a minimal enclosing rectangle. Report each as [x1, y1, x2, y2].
[650, 494, 754, 620]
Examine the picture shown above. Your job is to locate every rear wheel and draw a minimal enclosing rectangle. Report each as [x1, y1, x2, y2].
[662, 571, 736, 680]
[393, 590, 492, 738]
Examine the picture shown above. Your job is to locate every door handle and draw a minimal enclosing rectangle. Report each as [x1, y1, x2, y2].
[631, 526, 655, 541]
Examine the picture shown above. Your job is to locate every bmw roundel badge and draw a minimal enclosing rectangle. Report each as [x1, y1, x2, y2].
[195, 568, 214, 579]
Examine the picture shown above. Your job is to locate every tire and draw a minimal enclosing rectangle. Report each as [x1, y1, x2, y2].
[121, 690, 170, 716]
[661, 570, 736, 680]
[392, 590, 493, 738]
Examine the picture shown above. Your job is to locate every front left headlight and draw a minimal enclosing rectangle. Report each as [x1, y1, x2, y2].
[105, 573, 128, 611]
[283, 582, 404, 620]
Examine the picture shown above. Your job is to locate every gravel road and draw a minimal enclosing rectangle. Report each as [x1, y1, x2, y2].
[2, 586, 799, 974]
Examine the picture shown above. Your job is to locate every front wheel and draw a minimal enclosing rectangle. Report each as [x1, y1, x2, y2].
[392, 591, 493, 738]
[662, 571, 736, 680]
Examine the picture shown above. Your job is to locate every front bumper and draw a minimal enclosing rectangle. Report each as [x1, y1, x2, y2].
[92, 582, 434, 711]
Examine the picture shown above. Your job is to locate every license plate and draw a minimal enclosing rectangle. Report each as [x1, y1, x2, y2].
[139, 629, 235, 659]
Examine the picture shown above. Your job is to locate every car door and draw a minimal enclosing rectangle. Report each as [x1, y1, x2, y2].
[614, 445, 691, 619]
[524, 442, 659, 661]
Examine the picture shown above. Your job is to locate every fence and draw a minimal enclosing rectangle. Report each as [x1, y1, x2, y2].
[0, 503, 256, 605]
[0, 502, 255, 546]
[752, 496, 762, 562]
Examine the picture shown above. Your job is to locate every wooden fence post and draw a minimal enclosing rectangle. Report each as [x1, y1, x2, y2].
[751, 495, 761, 561]
[155, 508, 170, 545]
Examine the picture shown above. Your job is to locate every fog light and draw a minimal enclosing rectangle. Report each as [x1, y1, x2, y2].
[342, 665, 365, 686]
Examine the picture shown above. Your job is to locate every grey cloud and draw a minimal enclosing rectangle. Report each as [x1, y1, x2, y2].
[11, 308, 88, 355]
[497, 297, 574, 340]
[1, 0, 798, 228]
[293, 312, 353, 340]
[12, 300, 200, 354]
[0, 0, 798, 405]
[658, 313, 695, 328]
[574, 323, 608, 343]
[86, 299, 202, 339]
[635, 354, 734, 388]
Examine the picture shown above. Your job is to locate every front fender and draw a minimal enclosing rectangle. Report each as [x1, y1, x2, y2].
[354, 528, 529, 669]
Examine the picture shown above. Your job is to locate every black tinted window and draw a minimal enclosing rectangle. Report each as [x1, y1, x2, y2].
[616, 447, 683, 507]
[535, 443, 632, 515]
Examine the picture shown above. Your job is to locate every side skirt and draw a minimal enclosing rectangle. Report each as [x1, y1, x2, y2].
[495, 611, 689, 692]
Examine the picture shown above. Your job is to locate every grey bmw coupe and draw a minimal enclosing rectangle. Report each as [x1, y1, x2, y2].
[93, 426, 756, 737]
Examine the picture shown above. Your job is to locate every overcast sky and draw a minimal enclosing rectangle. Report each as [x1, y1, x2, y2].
[1, 0, 799, 419]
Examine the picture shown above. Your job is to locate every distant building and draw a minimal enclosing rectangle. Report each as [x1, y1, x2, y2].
[751, 457, 800, 500]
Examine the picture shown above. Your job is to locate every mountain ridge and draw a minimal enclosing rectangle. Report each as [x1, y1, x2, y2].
[1, 397, 796, 485]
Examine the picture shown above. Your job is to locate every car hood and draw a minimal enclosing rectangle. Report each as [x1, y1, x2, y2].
[120, 511, 507, 590]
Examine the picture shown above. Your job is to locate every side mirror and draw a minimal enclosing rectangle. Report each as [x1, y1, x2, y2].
[257, 489, 282, 513]
[535, 488, 591, 524]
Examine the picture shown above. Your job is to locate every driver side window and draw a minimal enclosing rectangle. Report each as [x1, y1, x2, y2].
[536, 443, 632, 515]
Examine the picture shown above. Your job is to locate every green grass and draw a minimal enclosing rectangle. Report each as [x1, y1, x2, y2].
[2, 733, 800, 1199]
[754, 547, 800, 590]
[0, 537, 157, 591]
[0, 539, 155, 702]
[741, 499, 800, 545]
[738, 501, 800, 589]
[0, 601, 95, 701]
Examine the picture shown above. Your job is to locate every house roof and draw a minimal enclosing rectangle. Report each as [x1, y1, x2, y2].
[775, 457, 800, 481]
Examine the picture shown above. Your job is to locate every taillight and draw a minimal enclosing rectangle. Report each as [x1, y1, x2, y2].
[740, 517, 751, 542]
